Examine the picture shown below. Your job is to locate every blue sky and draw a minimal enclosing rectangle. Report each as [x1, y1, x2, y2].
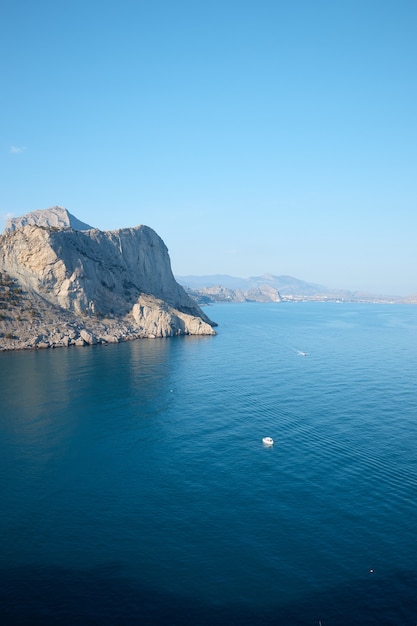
[1, 0, 416, 295]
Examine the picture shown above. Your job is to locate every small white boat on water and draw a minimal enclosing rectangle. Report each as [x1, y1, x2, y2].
[262, 437, 274, 446]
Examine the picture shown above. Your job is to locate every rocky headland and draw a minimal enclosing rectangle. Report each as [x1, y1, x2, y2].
[0, 207, 216, 351]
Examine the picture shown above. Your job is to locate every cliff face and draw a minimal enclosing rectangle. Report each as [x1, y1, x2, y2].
[0, 208, 216, 350]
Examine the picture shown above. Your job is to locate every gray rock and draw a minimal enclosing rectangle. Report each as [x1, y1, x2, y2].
[101, 335, 119, 343]
[0, 207, 217, 351]
[4, 206, 93, 233]
[80, 329, 97, 345]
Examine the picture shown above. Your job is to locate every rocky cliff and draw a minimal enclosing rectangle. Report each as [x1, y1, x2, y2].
[0, 208, 216, 350]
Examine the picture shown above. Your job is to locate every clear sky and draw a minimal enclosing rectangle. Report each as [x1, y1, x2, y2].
[1, 0, 416, 295]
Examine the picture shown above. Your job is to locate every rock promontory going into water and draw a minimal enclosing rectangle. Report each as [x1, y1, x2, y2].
[0, 207, 216, 351]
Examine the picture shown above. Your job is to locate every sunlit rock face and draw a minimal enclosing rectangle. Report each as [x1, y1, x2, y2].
[0, 207, 216, 348]
[4, 205, 93, 232]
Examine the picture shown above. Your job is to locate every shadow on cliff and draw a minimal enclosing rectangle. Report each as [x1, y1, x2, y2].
[1, 564, 416, 625]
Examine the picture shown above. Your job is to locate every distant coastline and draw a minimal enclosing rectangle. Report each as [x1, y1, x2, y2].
[177, 274, 417, 306]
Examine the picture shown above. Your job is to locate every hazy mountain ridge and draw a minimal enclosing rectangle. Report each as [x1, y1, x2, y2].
[182, 284, 282, 304]
[177, 274, 413, 303]
[177, 273, 329, 296]
[0, 208, 216, 351]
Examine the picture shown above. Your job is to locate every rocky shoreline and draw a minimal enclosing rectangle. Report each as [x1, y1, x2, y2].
[0, 308, 215, 352]
[1, 312, 151, 352]
[0, 278, 216, 353]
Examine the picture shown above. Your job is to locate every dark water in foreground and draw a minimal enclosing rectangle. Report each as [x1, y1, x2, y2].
[1, 302, 417, 625]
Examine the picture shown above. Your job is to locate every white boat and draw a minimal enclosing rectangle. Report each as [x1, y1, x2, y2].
[262, 437, 274, 446]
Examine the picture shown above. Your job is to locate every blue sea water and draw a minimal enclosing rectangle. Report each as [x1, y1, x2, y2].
[1, 302, 417, 625]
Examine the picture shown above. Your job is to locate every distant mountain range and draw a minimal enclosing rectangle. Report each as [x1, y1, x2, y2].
[176, 274, 415, 303]
[177, 274, 328, 296]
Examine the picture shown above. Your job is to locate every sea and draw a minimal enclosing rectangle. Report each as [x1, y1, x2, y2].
[1, 302, 417, 625]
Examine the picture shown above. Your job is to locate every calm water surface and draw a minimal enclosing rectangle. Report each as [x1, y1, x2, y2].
[1, 303, 417, 624]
